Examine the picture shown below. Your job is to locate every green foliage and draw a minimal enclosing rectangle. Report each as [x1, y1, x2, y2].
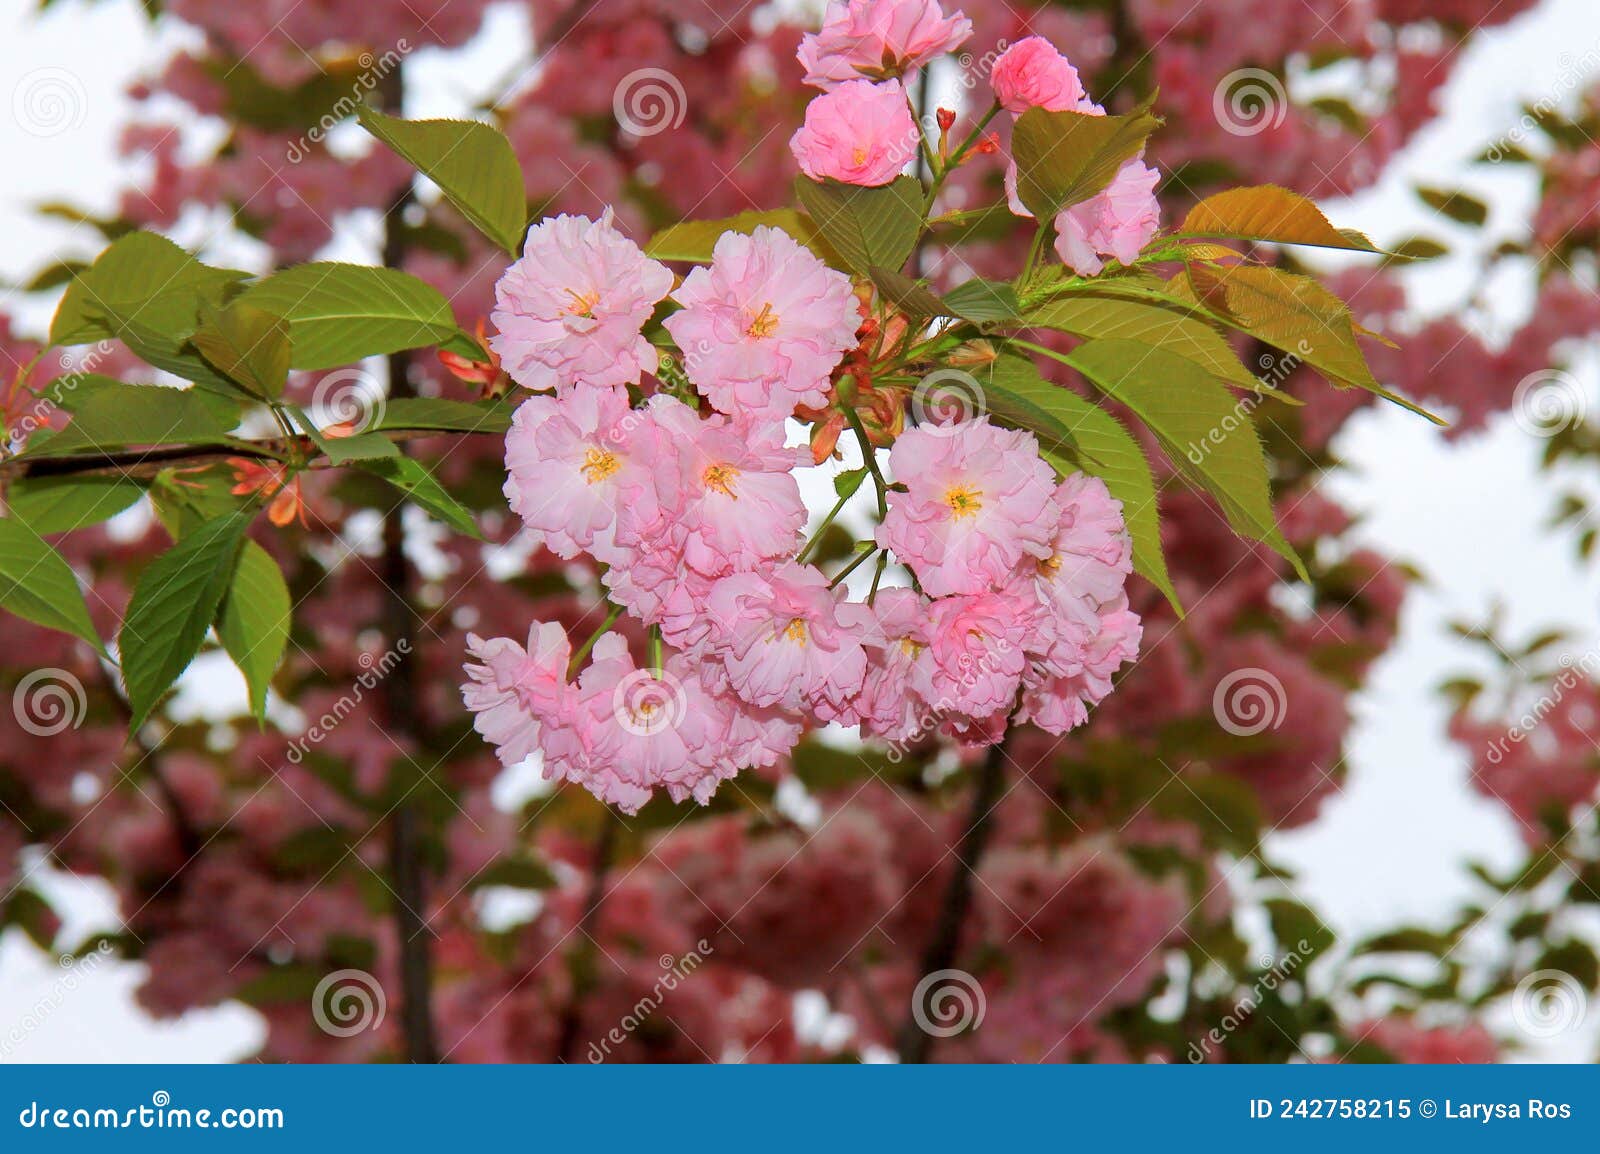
[235, 263, 457, 370]
[794, 175, 923, 276]
[5, 475, 146, 534]
[190, 301, 292, 399]
[647, 209, 824, 262]
[22, 383, 240, 458]
[352, 456, 482, 538]
[357, 108, 529, 255]
[119, 511, 252, 727]
[216, 539, 291, 721]
[0, 519, 104, 652]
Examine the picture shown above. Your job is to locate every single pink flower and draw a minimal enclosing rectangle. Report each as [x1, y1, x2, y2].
[990, 36, 1088, 114]
[489, 210, 673, 390]
[877, 417, 1061, 596]
[664, 226, 859, 421]
[798, 0, 973, 90]
[790, 78, 920, 187]
[502, 383, 667, 560]
[460, 623, 574, 766]
[1054, 158, 1162, 276]
[914, 589, 1033, 719]
[555, 637, 747, 813]
[705, 562, 870, 719]
[648, 399, 810, 578]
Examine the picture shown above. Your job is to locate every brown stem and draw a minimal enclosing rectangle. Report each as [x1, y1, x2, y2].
[895, 737, 1007, 1063]
[374, 60, 438, 1066]
[556, 814, 620, 1062]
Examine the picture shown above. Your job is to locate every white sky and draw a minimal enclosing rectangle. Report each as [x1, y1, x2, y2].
[2, 0, 1599, 1062]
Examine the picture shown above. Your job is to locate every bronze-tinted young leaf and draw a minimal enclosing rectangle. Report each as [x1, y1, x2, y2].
[1010, 96, 1161, 219]
[794, 175, 923, 277]
[1177, 263, 1442, 423]
[1067, 338, 1306, 580]
[1179, 185, 1380, 252]
[357, 107, 529, 255]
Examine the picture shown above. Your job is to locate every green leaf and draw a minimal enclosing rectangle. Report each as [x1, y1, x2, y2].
[0, 518, 104, 652]
[1030, 292, 1263, 392]
[1066, 338, 1306, 580]
[980, 355, 1178, 612]
[1010, 96, 1161, 219]
[119, 511, 252, 728]
[1416, 185, 1489, 227]
[1179, 185, 1380, 252]
[869, 268, 948, 316]
[971, 354, 1082, 458]
[942, 279, 1021, 323]
[24, 384, 240, 458]
[374, 397, 513, 435]
[646, 209, 827, 263]
[50, 230, 247, 348]
[794, 175, 923, 277]
[353, 456, 481, 538]
[357, 107, 528, 255]
[6, 475, 147, 534]
[190, 301, 292, 399]
[216, 539, 290, 721]
[235, 263, 456, 370]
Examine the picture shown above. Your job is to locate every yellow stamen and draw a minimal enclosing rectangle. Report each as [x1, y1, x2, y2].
[852, 147, 869, 166]
[944, 485, 983, 520]
[564, 288, 600, 317]
[703, 462, 739, 497]
[581, 447, 621, 484]
[1040, 554, 1062, 577]
[899, 637, 924, 658]
[781, 619, 809, 645]
[746, 302, 780, 339]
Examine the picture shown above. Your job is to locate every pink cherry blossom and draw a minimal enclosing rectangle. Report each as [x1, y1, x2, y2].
[990, 36, 1088, 114]
[461, 622, 575, 766]
[1054, 157, 1163, 276]
[877, 417, 1061, 597]
[857, 587, 936, 742]
[798, 0, 973, 91]
[502, 383, 666, 560]
[1017, 603, 1141, 735]
[704, 562, 869, 719]
[663, 226, 859, 421]
[914, 589, 1033, 720]
[790, 78, 920, 187]
[489, 210, 673, 390]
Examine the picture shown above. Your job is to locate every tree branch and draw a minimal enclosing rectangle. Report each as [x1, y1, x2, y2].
[895, 736, 1008, 1063]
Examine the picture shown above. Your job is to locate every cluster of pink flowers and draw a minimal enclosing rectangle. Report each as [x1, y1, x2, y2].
[465, 201, 1139, 811]
[787, 3, 1161, 275]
